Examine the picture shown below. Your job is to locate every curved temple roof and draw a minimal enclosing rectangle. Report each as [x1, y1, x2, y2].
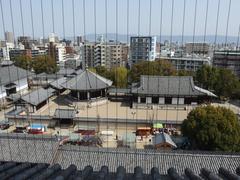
[132, 76, 217, 97]
[62, 69, 113, 91]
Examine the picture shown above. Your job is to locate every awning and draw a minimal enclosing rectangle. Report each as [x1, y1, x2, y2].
[153, 123, 163, 129]
[137, 127, 151, 130]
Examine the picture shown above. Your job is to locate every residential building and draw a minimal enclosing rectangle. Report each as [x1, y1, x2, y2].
[18, 36, 31, 49]
[213, 50, 240, 77]
[83, 43, 95, 68]
[48, 33, 59, 43]
[158, 55, 211, 71]
[0, 42, 15, 60]
[9, 49, 32, 60]
[185, 42, 210, 55]
[83, 42, 129, 69]
[4, 31, 14, 43]
[130, 36, 157, 65]
[48, 42, 66, 63]
[60, 54, 81, 69]
[76, 36, 83, 46]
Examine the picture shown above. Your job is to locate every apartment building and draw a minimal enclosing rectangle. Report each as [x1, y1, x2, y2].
[83, 42, 129, 69]
[213, 50, 240, 77]
[130, 36, 157, 65]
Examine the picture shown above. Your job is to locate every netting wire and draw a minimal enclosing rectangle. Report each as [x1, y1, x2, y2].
[0, 0, 12, 162]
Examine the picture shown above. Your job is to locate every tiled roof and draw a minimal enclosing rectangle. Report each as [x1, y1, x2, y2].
[53, 108, 76, 119]
[0, 161, 239, 179]
[63, 69, 113, 91]
[152, 133, 177, 148]
[132, 76, 216, 97]
[21, 88, 56, 106]
[0, 134, 239, 179]
[0, 64, 33, 86]
[49, 77, 67, 90]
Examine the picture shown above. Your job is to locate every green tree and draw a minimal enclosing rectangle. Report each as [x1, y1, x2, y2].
[214, 68, 239, 98]
[195, 65, 218, 90]
[95, 66, 112, 80]
[130, 60, 176, 82]
[32, 55, 58, 74]
[182, 105, 240, 152]
[88, 67, 97, 73]
[177, 69, 194, 76]
[111, 67, 128, 88]
[12, 55, 32, 70]
[195, 65, 240, 98]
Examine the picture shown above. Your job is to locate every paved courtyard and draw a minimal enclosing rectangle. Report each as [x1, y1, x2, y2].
[35, 95, 240, 124]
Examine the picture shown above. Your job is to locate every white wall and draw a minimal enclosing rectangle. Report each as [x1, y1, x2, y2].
[0, 78, 28, 100]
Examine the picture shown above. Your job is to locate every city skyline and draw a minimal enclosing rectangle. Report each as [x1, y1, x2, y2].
[0, 0, 240, 41]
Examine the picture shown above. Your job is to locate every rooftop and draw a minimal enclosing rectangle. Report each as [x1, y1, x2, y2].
[63, 69, 113, 91]
[0, 160, 239, 180]
[0, 134, 239, 177]
[53, 108, 76, 119]
[0, 63, 33, 86]
[49, 77, 67, 90]
[152, 133, 177, 148]
[21, 88, 56, 106]
[132, 76, 216, 97]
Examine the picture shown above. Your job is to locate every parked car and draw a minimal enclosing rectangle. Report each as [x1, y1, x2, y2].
[0, 120, 13, 130]
[13, 125, 28, 133]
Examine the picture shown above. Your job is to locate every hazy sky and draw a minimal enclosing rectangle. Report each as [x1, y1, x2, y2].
[0, 0, 240, 40]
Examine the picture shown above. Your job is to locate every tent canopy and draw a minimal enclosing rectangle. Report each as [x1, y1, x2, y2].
[153, 123, 163, 129]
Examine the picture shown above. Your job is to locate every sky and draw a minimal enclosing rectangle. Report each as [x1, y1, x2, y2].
[0, 0, 240, 41]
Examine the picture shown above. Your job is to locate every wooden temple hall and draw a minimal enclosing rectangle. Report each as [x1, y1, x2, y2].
[62, 69, 113, 100]
[131, 76, 217, 106]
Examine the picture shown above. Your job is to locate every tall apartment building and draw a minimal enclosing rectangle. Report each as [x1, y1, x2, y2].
[83, 43, 95, 68]
[0, 42, 15, 60]
[213, 50, 240, 77]
[83, 42, 129, 69]
[48, 42, 66, 63]
[130, 36, 157, 65]
[185, 42, 210, 55]
[5, 31, 14, 43]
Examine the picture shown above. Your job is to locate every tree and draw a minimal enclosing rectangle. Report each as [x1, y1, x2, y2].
[195, 65, 218, 90]
[195, 65, 240, 98]
[130, 60, 176, 82]
[12, 55, 32, 70]
[88, 67, 97, 73]
[181, 105, 240, 152]
[32, 55, 58, 74]
[95, 66, 112, 80]
[177, 69, 194, 76]
[111, 67, 128, 88]
[214, 68, 239, 98]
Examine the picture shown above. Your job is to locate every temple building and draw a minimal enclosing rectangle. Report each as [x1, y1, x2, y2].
[63, 69, 113, 100]
[131, 76, 216, 107]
